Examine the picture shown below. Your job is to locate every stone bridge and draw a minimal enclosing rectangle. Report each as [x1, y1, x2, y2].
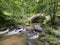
[28, 13, 47, 23]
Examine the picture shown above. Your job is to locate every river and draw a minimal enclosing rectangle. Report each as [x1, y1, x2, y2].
[0, 23, 43, 45]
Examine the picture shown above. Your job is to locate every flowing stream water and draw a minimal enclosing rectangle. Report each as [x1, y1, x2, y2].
[0, 24, 43, 45]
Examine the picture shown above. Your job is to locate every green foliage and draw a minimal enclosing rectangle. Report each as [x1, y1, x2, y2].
[39, 26, 60, 45]
[45, 26, 60, 37]
[0, 0, 60, 29]
[0, 0, 60, 45]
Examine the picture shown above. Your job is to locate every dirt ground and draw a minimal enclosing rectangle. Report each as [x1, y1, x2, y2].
[0, 33, 42, 45]
[0, 34, 26, 45]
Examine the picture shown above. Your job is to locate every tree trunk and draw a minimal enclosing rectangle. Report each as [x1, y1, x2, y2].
[51, 1, 57, 25]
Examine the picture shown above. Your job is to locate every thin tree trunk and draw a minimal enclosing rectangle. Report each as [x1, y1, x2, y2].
[51, 1, 57, 25]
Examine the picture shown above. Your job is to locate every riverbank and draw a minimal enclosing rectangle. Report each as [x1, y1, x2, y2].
[0, 33, 42, 45]
[0, 33, 26, 45]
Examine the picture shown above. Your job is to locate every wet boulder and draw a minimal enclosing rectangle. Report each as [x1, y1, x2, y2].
[26, 39, 38, 45]
[34, 25, 44, 33]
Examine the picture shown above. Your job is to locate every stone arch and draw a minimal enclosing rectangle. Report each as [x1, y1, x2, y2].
[28, 13, 45, 23]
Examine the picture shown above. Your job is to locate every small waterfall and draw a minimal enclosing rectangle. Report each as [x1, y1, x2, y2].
[26, 31, 39, 39]
[0, 24, 44, 45]
[5, 28, 26, 36]
[25, 24, 44, 45]
[24, 30, 40, 45]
